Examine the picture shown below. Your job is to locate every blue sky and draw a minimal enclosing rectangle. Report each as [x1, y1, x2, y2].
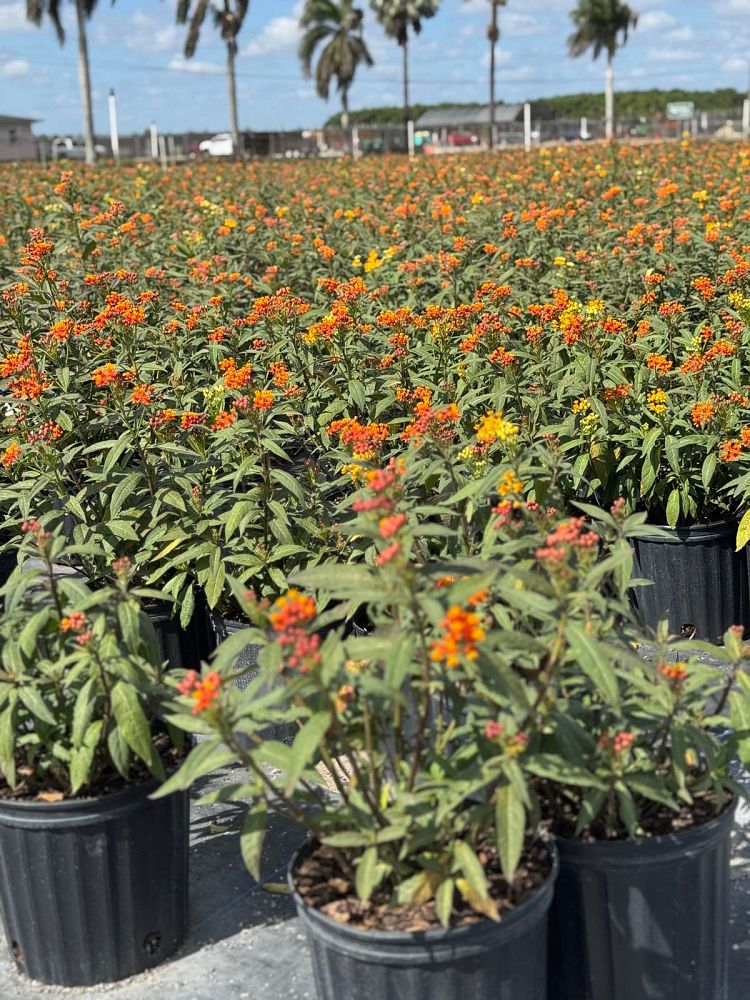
[0, 0, 748, 136]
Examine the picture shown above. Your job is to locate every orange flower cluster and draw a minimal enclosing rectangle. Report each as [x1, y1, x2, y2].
[430, 606, 486, 668]
[329, 418, 389, 460]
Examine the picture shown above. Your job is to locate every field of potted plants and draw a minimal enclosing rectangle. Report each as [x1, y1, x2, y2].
[1, 140, 750, 998]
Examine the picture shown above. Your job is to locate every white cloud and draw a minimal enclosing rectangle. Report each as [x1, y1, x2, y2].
[667, 25, 697, 43]
[637, 10, 676, 32]
[168, 55, 222, 74]
[0, 1, 29, 33]
[479, 48, 513, 69]
[0, 57, 29, 77]
[246, 2, 303, 58]
[723, 0, 750, 12]
[496, 64, 538, 83]
[646, 47, 700, 63]
[124, 12, 181, 54]
[722, 56, 749, 73]
[459, 2, 546, 36]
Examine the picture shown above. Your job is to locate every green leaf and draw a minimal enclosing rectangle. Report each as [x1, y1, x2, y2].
[72, 676, 97, 747]
[151, 739, 237, 798]
[565, 623, 620, 709]
[111, 683, 162, 777]
[701, 452, 717, 491]
[240, 803, 268, 881]
[625, 773, 678, 809]
[18, 608, 51, 658]
[110, 473, 142, 518]
[179, 584, 195, 631]
[107, 726, 130, 779]
[270, 468, 305, 503]
[736, 509, 750, 552]
[204, 547, 226, 609]
[70, 721, 103, 794]
[0, 692, 17, 788]
[285, 711, 331, 794]
[664, 436, 680, 475]
[526, 754, 604, 788]
[729, 689, 750, 766]
[18, 687, 56, 726]
[574, 788, 606, 835]
[454, 840, 489, 899]
[355, 845, 388, 902]
[665, 488, 680, 528]
[615, 782, 638, 836]
[435, 878, 454, 927]
[495, 783, 525, 883]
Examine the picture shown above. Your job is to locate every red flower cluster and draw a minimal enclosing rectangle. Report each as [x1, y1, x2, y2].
[535, 518, 598, 566]
[177, 670, 222, 715]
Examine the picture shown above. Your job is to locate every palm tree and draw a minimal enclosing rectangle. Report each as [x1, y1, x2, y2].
[299, 0, 373, 130]
[176, 1, 250, 157]
[369, 0, 441, 145]
[484, 0, 507, 149]
[567, 0, 638, 141]
[26, 0, 101, 166]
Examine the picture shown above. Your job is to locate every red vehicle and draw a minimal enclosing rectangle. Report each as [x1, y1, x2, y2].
[447, 132, 479, 147]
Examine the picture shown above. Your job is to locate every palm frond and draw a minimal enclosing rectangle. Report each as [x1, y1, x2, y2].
[26, 0, 65, 44]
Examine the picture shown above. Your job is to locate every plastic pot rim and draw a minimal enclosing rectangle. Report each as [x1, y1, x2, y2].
[633, 517, 738, 543]
[288, 837, 558, 950]
[554, 796, 737, 866]
[0, 776, 165, 828]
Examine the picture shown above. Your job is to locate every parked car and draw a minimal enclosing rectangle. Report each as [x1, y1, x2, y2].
[198, 133, 234, 157]
[447, 132, 479, 147]
[51, 136, 105, 160]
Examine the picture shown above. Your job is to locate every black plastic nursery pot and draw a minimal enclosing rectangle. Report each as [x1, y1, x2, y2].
[289, 841, 558, 1000]
[547, 800, 736, 1000]
[0, 547, 17, 608]
[0, 779, 189, 987]
[214, 616, 297, 743]
[147, 590, 217, 671]
[630, 519, 748, 643]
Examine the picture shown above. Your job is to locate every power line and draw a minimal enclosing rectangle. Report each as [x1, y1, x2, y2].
[5, 50, 748, 90]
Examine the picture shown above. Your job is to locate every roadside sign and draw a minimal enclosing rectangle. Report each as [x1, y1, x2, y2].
[666, 101, 695, 120]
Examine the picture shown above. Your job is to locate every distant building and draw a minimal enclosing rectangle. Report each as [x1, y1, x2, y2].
[0, 114, 39, 162]
[415, 103, 551, 145]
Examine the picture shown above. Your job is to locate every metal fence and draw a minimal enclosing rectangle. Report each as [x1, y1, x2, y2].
[32, 106, 750, 166]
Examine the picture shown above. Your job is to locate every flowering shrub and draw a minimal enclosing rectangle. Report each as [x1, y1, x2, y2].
[0, 527, 177, 797]
[156, 455, 750, 923]
[1, 143, 748, 607]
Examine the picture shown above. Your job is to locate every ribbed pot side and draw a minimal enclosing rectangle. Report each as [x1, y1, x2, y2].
[547, 801, 736, 1000]
[289, 841, 558, 1000]
[630, 520, 748, 643]
[147, 591, 217, 672]
[0, 781, 189, 987]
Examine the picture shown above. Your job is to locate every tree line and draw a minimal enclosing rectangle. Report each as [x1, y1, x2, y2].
[323, 89, 748, 128]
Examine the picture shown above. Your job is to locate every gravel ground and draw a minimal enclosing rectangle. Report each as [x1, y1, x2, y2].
[1, 762, 749, 1000]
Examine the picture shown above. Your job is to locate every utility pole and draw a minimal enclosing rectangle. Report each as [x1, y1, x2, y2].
[108, 89, 120, 164]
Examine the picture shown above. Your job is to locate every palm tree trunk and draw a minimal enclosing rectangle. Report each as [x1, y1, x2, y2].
[341, 89, 349, 131]
[227, 43, 240, 158]
[488, 3, 497, 150]
[75, 0, 96, 166]
[605, 55, 614, 141]
[401, 34, 410, 152]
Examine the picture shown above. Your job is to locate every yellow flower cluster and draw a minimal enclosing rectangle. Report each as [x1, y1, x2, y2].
[474, 411, 519, 445]
[581, 412, 599, 434]
[647, 388, 668, 415]
[498, 470, 524, 496]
